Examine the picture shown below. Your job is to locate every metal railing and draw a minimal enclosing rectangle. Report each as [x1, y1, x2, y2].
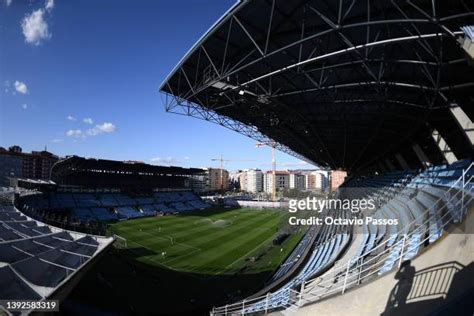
[211, 163, 473, 315]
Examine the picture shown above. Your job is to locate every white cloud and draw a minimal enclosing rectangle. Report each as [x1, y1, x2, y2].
[96, 122, 116, 133]
[67, 115, 76, 121]
[45, 0, 54, 12]
[21, 9, 51, 46]
[66, 129, 82, 138]
[14, 80, 28, 94]
[65, 122, 116, 139]
[86, 122, 116, 136]
[50, 138, 63, 143]
[83, 118, 94, 125]
[21, 104, 28, 110]
[5, 0, 12, 7]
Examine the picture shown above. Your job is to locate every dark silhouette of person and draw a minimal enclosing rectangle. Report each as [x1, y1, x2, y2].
[383, 260, 416, 315]
[392, 260, 416, 308]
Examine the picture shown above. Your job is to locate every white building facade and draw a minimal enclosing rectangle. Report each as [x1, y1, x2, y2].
[289, 173, 306, 190]
[245, 169, 263, 193]
[263, 171, 290, 194]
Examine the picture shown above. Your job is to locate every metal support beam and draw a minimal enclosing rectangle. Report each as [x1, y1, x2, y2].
[377, 161, 388, 173]
[233, 15, 264, 56]
[450, 104, 474, 147]
[395, 153, 410, 170]
[412, 143, 431, 168]
[431, 129, 458, 164]
[385, 159, 396, 171]
[235, 32, 458, 91]
[160, 1, 473, 171]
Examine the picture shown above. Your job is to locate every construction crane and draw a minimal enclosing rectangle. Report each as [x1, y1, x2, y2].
[211, 155, 256, 192]
[256, 141, 277, 202]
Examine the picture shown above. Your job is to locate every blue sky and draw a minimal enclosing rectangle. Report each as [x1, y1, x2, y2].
[0, 0, 314, 171]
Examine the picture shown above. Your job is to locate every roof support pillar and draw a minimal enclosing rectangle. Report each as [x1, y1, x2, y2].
[395, 153, 410, 170]
[431, 129, 457, 164]
[412, 143, 431, 168]
[449, 104, 474, 147]
[377, 161, 387, 173]
[460, 26, 474, 60]
[385, 159, 396, 171]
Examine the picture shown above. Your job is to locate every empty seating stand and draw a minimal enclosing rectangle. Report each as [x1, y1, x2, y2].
[269, 225, 318, 283]
[19, 191, 211, 225]
[116, 206, 142, 219]
[340, 160, 473, 279]
[244, 228, 349, 314]
[211, 161, 472, 315]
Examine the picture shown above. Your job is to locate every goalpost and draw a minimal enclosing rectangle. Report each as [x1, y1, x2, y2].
[113, 234, 128, 248]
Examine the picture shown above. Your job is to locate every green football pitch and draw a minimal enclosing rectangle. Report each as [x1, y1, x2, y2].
[108, 208, 303, 276]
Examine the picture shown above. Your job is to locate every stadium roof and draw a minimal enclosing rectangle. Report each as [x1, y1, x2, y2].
[54, 156, 204, 175]
[161, 0, 474, 173]
[51, 156, 205, 190]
